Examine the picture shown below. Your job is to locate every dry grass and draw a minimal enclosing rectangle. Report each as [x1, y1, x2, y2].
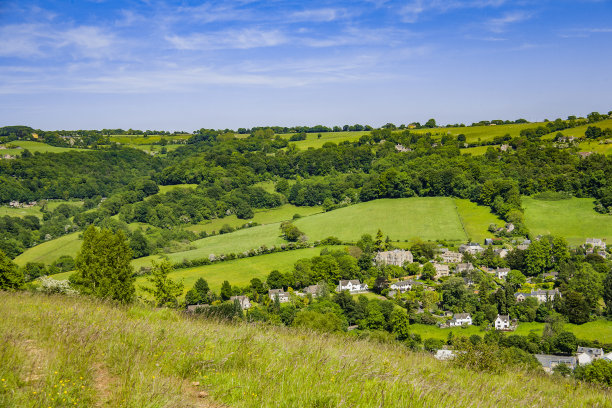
[1, 292, 611, 407]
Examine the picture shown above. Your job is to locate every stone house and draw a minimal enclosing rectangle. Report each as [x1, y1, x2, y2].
[374, 249, 413, 266]
[440, 251, 463, 264]
[268, 289, 290, 303]
[230, 295, 252, 310]
[433, 263, 450, 279]
[303, 284, 323, 297]
[459, 243, 484, 255]
[535, 354, 577, 373]
[455, 263, 474, 274]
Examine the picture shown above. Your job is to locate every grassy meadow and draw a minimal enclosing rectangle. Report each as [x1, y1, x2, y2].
[547, 118, 612, 139]
[279, 131, 369, 149]
[523, 196, 612, 245]
[108, 134, 191, 144]
[454, 199, 502, 243]
[138, 246, 336, 294]
[294, 197, 467, 242]
[579, 140, 612, 155]
[156, 184, 199, 194]
[0, 141, 86, 154]
[187, 204, 322, 234]
[1, 292, 610, 408]
[411, 122, 539, 143]
[13, 232, 82, 266]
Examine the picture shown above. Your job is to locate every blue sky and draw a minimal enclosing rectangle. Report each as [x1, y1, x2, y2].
[0, 0, 611, 131]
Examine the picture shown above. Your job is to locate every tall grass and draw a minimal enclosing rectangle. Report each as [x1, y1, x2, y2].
[1, 291, 611, 407]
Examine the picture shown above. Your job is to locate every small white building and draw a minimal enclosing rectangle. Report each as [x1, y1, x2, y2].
[230, 295, 252, 309]
[495, 268, 510, 280]
[448, 313, 472, 327]
[337, 280, 368, 293]
[268, 289, 290, 303]
[389, 280, 419, 293]
[585, 238, 606, 251]
[494, 314, 511, 330]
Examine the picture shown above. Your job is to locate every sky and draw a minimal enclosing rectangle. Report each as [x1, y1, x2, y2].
[0, 0, 611, 131]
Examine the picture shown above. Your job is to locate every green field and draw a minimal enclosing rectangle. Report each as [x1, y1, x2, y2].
[138, 246, 336, 294]
[0, 141, 87, 155]
[0, 205, 42, 218]
[156, 184, 199, 194]
[13, 232, 82, 266]
[411, 122, 539, 143]
[108, 134, 191, 145]
[279, 131, 369, 149]
[578, 140, 612, 155]
[523, 196, 612, 245]
[187, 204, 323, 234]
[294, 197, 467, 242]
[546, 118, 612, 139]
[460, 145, 490, 156]
[454, 199, 503, 243]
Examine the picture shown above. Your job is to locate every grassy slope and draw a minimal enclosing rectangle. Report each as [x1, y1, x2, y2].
[187, 204, 323, 234]
[454, 199, 502, 243]
[579, 140, 612, 155]
[294, 197, 467, 242]
[139, 247, 335, 293]
[411, 123, 538, 143]
[0, 141, 87, 154]
[13, 232, 82, 266]
[157, 184, 199, 194]
[523, 197, 612, 245]
[108, 134, 191, 144]
[279, 131, 370, 149]
[548, 118, 612, 139]
[1, 292, 609, 408]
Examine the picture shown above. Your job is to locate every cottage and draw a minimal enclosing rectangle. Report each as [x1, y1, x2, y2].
[458, 243, 484, 255]
[433, 263, 450, 279]
[535, 354, 577, 373]
[484, 238, 494, 246]
[505, 223, 515, 233]
[303, 284, 324, 297]
[495, 268, 510, 280]
[494, 314, 511, 330]
[440, 251, 462, 264]
[533, 289, 560, 303]
[455, 263, 474, 274]
[186, 304, 209, 313]
[448, 313, 472, 327]
[389, 280, 420, 292]
[337, 280, 368, 293]
[514, 292, 528, 302]
[585, 238, 606, 253]
[494, 248, 509, 258]
[374, 249, 413, 267]
[268, 289, 290, 303]
[229, 295, 252, 310]
[577, 347, 604, 361]
[500, 144, 510, 152]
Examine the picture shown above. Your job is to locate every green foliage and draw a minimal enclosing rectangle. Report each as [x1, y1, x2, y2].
[280, 221, 304, 242]
[0, 250, 23, 290]
[575, 359, 612, 386]
[71, 226, 135, 303]
[142, 260, 184, 308]
[220, 280, 232, 301]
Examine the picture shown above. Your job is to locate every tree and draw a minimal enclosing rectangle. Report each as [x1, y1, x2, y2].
[142, 260, 184, 308]
[553, 331, 577, 354]
[603, 270, 612, 315]
[220, 280, 232, 301]
[72, 226, 135, 303]
[389, 308, 411, 340]
[374, 229, 385, 252]
[421, 262, 436, 281]
[365, 301, 386, 330]
[0, 250, 23, 290]
[568, 263, 602, 312]
[424, 118, 437, 128]
[185, 277, 211, 305]
[524, 239, 550, 276]
[506, 270, 526, 289]
[562, 290, 590, 324]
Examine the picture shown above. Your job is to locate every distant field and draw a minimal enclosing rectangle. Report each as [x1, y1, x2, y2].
[123, 143, 182, 154]
[578, 141, 612, 155]
[279, 131, 369, 149]
[523, 197, 612, 245]
[411, 320, 612, 343]
[546, 118, 612, 139]
[454, 199, 502, 243]
[108, 134, 191, 145]
[14, 231, 82, 266]
[460, 145, 490, 156]
[187, 204, 323, 234]
[0, 200, 83, 219]
[295, 198, 467, 243]
[157, 184, 199, 194]
[137, 246, 338, 294]
[0, 141, 87, 154]
[411, 122, 539, 143]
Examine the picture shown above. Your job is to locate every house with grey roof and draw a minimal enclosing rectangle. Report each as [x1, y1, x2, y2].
[303, 284, 324, 297]
[389, 280, 420, 293]
[455, 263, 474, 274]
[459, 243, 484, 255]
[337, 280, 368, 293]
[440, 251, 463, 264]
[535, 354, 577, 373]
[230, 295, 252, 310]
[268, 289, 290, 303]
[374, 249, 413, 266]
[448, 313, 472, 327]
[494, 314, 511, 330]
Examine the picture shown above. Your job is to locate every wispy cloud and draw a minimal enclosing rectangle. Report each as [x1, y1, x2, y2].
[400, 0, 507, 23]
[289, 8, 352, 22]
[165, 29, 288, 50]
[484, 11, 532, 33]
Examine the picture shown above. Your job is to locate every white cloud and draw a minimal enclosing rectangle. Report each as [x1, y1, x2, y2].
[166, 28, 288, 50]
[289, 8, 351, 22]
[484, 11, 532, 33]
[400, 0, 507, 23]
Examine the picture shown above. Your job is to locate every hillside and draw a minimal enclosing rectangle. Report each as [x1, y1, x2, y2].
[1, 292, 610, 408]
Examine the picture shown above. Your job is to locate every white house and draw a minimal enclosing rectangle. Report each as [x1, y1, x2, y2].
[389, 280, 419, 293]
[230, 295, 252, 310]
[577, 347, 604, 362]
[268, 289, 290, 303]
[459, 243, 484, 255]
[494, 314, 511, 330]
[585, 238, 606, 252]
[374, 249, 413, 266]
[448, 313, 472, 327]
[495, 268, 510, 280]
[337, 280, 368, 293]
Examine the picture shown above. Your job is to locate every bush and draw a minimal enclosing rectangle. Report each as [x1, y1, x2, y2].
[38, 276, 79, 296]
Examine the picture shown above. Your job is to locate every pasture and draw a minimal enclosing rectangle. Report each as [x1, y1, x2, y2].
[579, 141, 612, 155]
[411, 122, 539, 143]
[137, 246, 335, 293]
[108, 134, 191, 145]
[13, 231, 82, 266]
[454, 199, 502, 243]
[294, 197, 467, 242]
[187, 204, 322, 234]
[156, 184, 199, 194]
[546, 118, 612, 139]
[523, 196, 612, 245]
[0, 141, 86, 154]
[279, 131, 369, 149]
